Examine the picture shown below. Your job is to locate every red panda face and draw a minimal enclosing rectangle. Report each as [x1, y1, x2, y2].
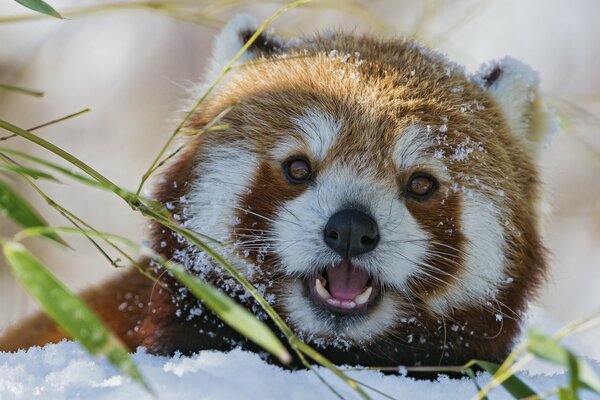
[153, 15, 551, 356]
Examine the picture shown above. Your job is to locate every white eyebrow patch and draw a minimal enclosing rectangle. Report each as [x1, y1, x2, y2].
[271, 109, 341, 161]
[294, 110, 341, 160]
[393, 125, 434, 169]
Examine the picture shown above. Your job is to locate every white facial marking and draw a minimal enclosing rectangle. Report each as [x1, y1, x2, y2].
[271, 109, 341, 162]
[181, 145, 257, 252]
[393, 125, 434, 170]
[428, 192, 507, 314]
[293, 110, 341, 160]
[393, 125, 450, 184]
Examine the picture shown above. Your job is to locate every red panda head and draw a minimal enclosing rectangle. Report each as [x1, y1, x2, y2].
[152, 15, 554, 362]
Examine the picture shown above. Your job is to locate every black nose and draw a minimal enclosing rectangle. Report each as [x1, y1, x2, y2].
[324, 209, 379, 258]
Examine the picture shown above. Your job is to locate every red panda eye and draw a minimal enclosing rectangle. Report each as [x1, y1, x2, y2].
[407, 174, 437, 198]
[284, 157, 312, 184]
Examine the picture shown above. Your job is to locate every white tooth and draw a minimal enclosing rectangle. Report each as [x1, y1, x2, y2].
[315, 278, 331, 300]
[340, 300, 356, 309]
[354, 286, 372, 305]
[326, 298, 340, 307]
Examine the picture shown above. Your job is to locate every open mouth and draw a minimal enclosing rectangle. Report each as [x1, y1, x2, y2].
[306, 259, 378, 314]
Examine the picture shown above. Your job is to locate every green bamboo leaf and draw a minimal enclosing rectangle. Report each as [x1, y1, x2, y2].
[559, 387, 577, 400]
[1, 242, 151, 392]
[0, 163, 58, 181]
[567, 349, 580, 395]
[472, 359, 537, 399]
[528, 329, 600, 394]
[465, 368, 489, 400]
[0, 84, 44, 98]
[0, 146, 100, 188]
[0, 179, 67, 246]
[14, 0, 63, 19]
[168, 263, 291, 364]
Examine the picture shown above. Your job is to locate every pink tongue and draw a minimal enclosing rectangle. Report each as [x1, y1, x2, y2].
[326, 260, 369, 300]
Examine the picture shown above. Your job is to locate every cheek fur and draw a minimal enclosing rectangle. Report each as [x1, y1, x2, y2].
[233, 161, 308, 268]
[426, 190, 509, 315]
[404, 189, 466, 299]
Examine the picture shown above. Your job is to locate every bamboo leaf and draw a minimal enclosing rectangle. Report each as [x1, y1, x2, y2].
[528, 329, 600, 394]
[465, 368, 489, 400]
[14, 0, 63, 19]
[0, 147, 100, 187]
[1, 242, 151, 392]
[471, 359, 537, 399]
[559, 387, 577, 400]
[0, 179, 66, 246]
[0, 163, 58, 181]
[0, 83, 44, 97]
[0, 119, 118, 191]
[167, 262, 291, 364]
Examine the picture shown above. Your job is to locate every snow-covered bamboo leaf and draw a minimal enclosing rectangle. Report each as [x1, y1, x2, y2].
[1, 242, 150, 391]
[14, 0, 63, 19]
[168, 263, 291, 364]
[472, 359, 537, 399]
[527, 329, 600, 394]
[0, 179, 66, 246]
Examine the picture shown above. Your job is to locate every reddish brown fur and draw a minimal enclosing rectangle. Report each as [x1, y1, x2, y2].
[1, 30, 547, 369]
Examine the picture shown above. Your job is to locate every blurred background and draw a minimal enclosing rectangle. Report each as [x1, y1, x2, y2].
[0, 0, 599, 361]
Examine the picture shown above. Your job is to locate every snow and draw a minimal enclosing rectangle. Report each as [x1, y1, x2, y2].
[1, 342, 599, 400]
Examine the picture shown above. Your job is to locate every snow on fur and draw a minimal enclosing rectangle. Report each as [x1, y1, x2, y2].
[1, 341, 599, 400]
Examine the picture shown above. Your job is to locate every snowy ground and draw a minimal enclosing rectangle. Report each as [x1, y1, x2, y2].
[1, 342, 599, 400]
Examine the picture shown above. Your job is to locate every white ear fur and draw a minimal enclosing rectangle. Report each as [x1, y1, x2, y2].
[212, 15, 258, 68]
[474, 57, 558, 154]
[205, 14, 284, 84]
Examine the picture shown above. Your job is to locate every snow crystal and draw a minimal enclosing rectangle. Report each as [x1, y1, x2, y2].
[449, 136, 485, 162]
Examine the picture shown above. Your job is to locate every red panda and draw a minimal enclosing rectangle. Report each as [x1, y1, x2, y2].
[0, 14, 554, 369]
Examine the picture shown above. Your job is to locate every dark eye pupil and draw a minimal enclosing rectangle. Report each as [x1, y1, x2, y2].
[409, 176, 433, 195]
[287, 159, 311, 182]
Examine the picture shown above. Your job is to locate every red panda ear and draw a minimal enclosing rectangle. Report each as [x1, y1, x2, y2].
[206, 14, 285, 82]
[474, 57, 558, 155]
